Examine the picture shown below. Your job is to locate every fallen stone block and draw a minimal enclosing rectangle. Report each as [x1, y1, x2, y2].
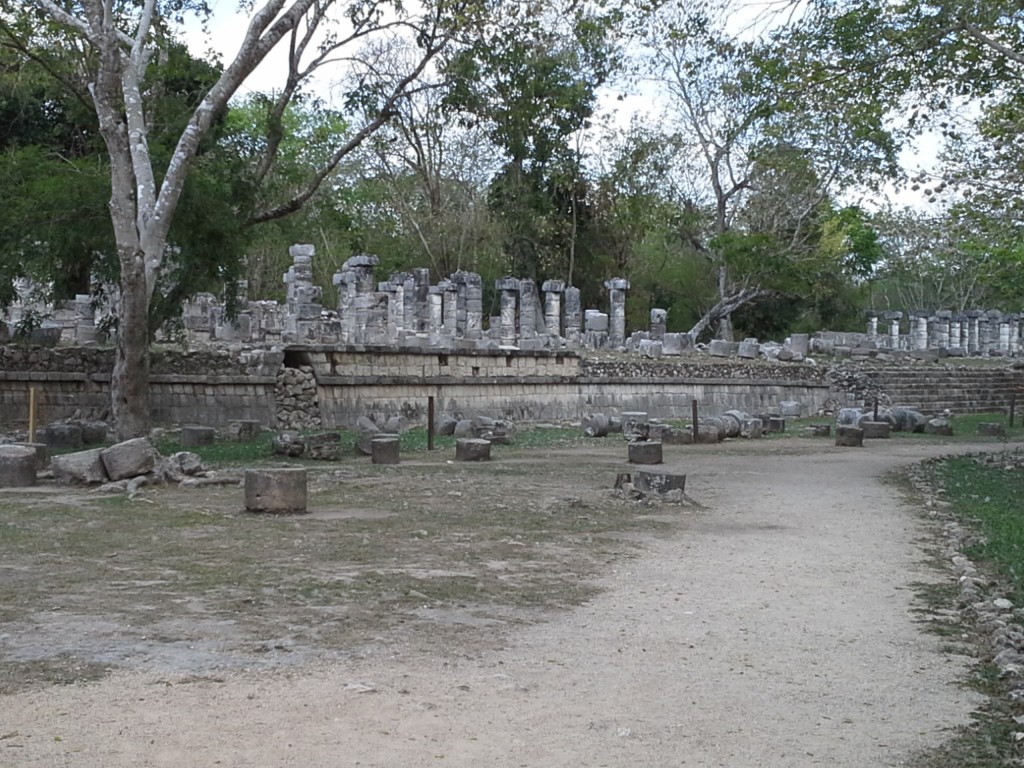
[435, 417, 458, 436]
[628, 440, 663, 465]
[101, 437, 159, 481]
[371, 437, 400, 465]
[44, 422, 83, 450]
[305, 432, 341, 461]
[81, 420, 110, 445]
[582, 413, 611, 438]
[273, 432, 306, 457]
[807, 424, 832, 437]
[860, 421, 892, 439]
[453, 419, 475, 439]
[633, 470, 686, 495]
[765, 417, 786, 434]
[52, 448, 109, 485]
[835, 426, 864, 447]
[925, 418, 954, 436]
[244, 468, 307, 514]
[739, 419, 763, 439]
[0, 445, 37, 487]
[455, 438, 491, 462]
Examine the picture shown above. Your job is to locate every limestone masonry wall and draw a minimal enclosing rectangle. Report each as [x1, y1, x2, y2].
[0, 345, 1020, 431]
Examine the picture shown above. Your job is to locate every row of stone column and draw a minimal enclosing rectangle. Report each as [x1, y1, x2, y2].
[278, 244, 631, 349]
[867, 310, 1024, 356]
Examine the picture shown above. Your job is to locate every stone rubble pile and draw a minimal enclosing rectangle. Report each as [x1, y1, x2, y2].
[43, 435, 233, 492]
[275, 365, 321, 431]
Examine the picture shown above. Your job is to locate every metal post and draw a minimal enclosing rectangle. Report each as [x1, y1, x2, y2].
[873, 397, 879, 423]
[691, 399, 699, 443]
[27, 385, 36, 444]
[428, 395, 435, 450]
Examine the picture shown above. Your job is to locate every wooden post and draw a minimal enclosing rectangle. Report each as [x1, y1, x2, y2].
[691, 399, 699, 443]
[27, 387, 36, 442]
[428, 395, 435, 451]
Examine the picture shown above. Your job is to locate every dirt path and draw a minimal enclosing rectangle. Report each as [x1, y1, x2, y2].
[1, 441, 990, 767]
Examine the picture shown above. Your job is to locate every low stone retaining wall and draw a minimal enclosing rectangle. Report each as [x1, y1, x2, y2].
[1, 344, 1018, 431]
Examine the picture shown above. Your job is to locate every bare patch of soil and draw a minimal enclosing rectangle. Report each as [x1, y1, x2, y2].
[0, 436, 1004, 766]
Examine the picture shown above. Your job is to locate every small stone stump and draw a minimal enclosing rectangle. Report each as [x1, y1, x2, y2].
[835, 426, 864, 447]
[924, 418, 954, 436]
[456, 438, 491, 462]
[244, 468, 308, 514]
[765, 417, 786, 434]
[860, 421, 892, 439]
[371, 437, 400, 465]
[634, 470, 685, 495]
[628, 440, 663, 465]
[978, 422, 1006, 437]
[181, 426, 216, 447]
[0, 445, 37, 487]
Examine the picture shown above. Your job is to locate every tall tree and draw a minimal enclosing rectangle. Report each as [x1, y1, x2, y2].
[645, 0, 899, 340]
[10, 0, 479, 438]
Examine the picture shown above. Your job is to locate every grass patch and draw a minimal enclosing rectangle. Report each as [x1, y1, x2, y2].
[909, 452, 1024, 768]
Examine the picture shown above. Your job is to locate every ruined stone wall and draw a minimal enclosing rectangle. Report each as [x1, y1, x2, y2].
[1, 344, 1019, 431]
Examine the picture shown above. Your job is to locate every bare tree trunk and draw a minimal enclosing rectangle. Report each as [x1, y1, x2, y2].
[688, 287, 771, 342]
[716, 263, 733, 340]
[111, 250, 151, 439]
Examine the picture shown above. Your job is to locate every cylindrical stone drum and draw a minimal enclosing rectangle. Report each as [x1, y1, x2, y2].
[0, 445, 37, 487]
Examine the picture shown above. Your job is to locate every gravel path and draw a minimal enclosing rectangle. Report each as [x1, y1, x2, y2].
[0, 441, 987, 767]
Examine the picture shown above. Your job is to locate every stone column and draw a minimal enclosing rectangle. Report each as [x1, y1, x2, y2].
[284, 244, 322, 343]
[413, 268, 431, 333]
[440, 279, 457, 337]
[934, 310, 951, 349]
[650, 308, 668, 340]
[887, 312, 902, 350]
[978, 314, 991, 355]
[541, 280, 565, 338]
[379, 282, 402, 344]
[74, 293, 96, 344]
[453, 271, 483, 339]
[949, 317, 961, 350]
[399, 273, 415, 332]
[967, 311, 981, 355]
[866, 313, 878, 338]
[604, 277, 630, 347]
[495, 277, 520, 347]
[1000, 319, 1012, 355]
[519, 280, 538, 339]
[564, 287, 582, 345]
[912, 313, 929, 351]
[428, 287, 444, 338]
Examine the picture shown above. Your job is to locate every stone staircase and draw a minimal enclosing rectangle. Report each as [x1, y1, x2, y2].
[861, 365, 1024, 415]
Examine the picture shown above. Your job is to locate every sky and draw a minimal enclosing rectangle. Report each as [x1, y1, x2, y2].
[178, 0, 944, 211]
